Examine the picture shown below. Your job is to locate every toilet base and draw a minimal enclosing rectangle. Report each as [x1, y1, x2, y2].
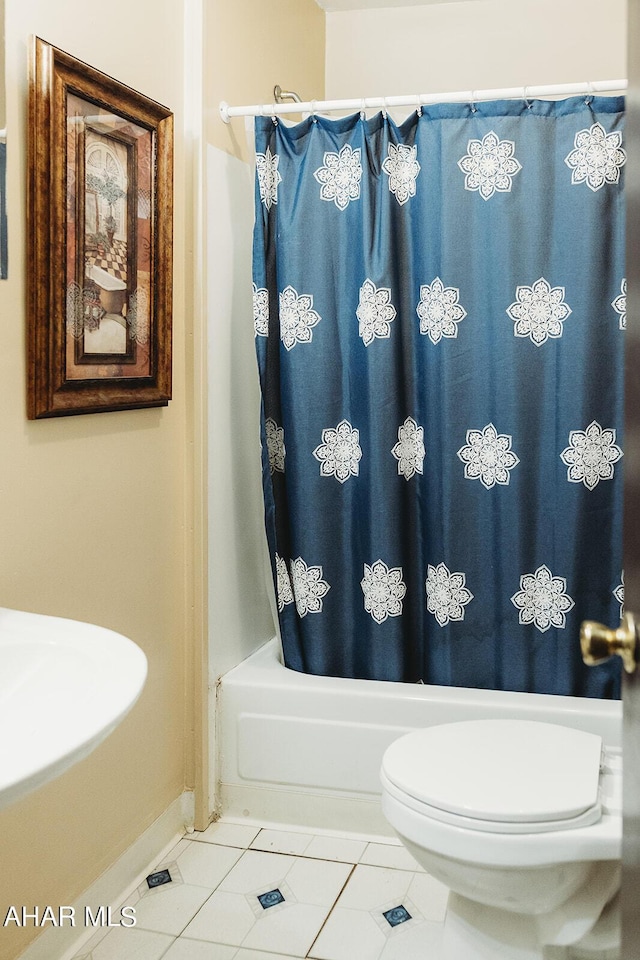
[442, 892, 545, 960]
[440, 862, 620, 960]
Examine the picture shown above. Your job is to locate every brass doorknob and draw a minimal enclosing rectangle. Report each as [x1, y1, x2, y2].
[580, 611, 638, 674]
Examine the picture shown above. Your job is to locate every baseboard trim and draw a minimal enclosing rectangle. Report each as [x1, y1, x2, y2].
[219, 782, 394, 838]
[18, 791, 193, 960]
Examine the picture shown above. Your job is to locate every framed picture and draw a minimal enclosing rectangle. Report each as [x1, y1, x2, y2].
[27, 38, 173, 418]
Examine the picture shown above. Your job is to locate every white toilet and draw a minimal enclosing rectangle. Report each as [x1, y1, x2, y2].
[380, 719, 621, 960]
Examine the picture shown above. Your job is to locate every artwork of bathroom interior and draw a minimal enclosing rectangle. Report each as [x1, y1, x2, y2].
[1, 0, 638, 959]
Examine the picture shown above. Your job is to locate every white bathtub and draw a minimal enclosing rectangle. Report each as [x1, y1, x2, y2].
[217, 637, 622, 836]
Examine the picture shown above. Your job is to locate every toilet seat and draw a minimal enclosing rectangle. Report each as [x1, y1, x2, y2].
[380, 769, 603, 834]
[381, 719, 604, 834]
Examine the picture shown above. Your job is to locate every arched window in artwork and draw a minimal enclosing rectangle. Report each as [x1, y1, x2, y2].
[85, 138, 127, 245]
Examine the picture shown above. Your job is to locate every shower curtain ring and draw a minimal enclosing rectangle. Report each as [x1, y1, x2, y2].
[523, 86, 532, 109]
[271, 104, 278, 124]
[310, 99, 318, 122]
[585, 80, 594, 105]
[360, 98, 367, 121]
[415, 94, 423, 118]
[382, 97, 388, 120]
[470, 90, 477, 113]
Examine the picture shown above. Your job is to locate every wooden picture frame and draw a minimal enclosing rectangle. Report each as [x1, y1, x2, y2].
[27, 38, 173, 418]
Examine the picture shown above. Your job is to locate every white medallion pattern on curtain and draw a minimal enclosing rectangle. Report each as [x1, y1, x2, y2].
[279, 285, 321, 350]
[264, 418, 285, 474]
[357, 279, 397, 345]
[382, 143, 421, 205]
[560, 420, 623, 490]
[458, 131, 522, 200]
[614, 572, 625, 618]
[275, 554, 294, 612]
[612, 279, 627, 330]
[506, 277, 572, 345]
[313, 419, 362, 482]
[290, 558, 330, 617]
[253, 283, 269, 337]
[425, 562, 474, 627]
[256, 146, 282, 210]
[511, 565, 575, 633]
[314, 144, 363, 210]
[416, 277, 467, 344]
[361, 560, 407, 623]
[392, 417, 426, 480]
[564, 121, 627, 191]
[457, 424, 520, 488]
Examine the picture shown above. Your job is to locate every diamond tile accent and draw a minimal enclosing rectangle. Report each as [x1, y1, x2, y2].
[382, 904, 412, 927]
[257, 888, 286, 909]
[248, 880, 295, 920]
[146, 868, 171, 889]
[138, 861, 183, 900]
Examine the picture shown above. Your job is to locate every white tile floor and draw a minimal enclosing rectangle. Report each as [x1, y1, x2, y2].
[72, 821, 449, 960]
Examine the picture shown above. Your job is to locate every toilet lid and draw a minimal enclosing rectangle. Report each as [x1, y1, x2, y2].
[382, 719, 603, 825]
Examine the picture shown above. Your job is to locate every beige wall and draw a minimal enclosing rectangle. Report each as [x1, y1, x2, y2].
[0, 0, 193, 957]
[326, 0, 626, 99]
[207, 0, 326, 161]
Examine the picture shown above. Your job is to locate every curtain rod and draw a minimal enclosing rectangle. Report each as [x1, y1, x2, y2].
[219, 80, 627, 123]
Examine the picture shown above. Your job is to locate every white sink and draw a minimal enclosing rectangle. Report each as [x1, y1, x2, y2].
[0, 607, 147, 810]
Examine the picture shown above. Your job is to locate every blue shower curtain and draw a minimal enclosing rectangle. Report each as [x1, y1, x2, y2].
[252, 96, 625, 698]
